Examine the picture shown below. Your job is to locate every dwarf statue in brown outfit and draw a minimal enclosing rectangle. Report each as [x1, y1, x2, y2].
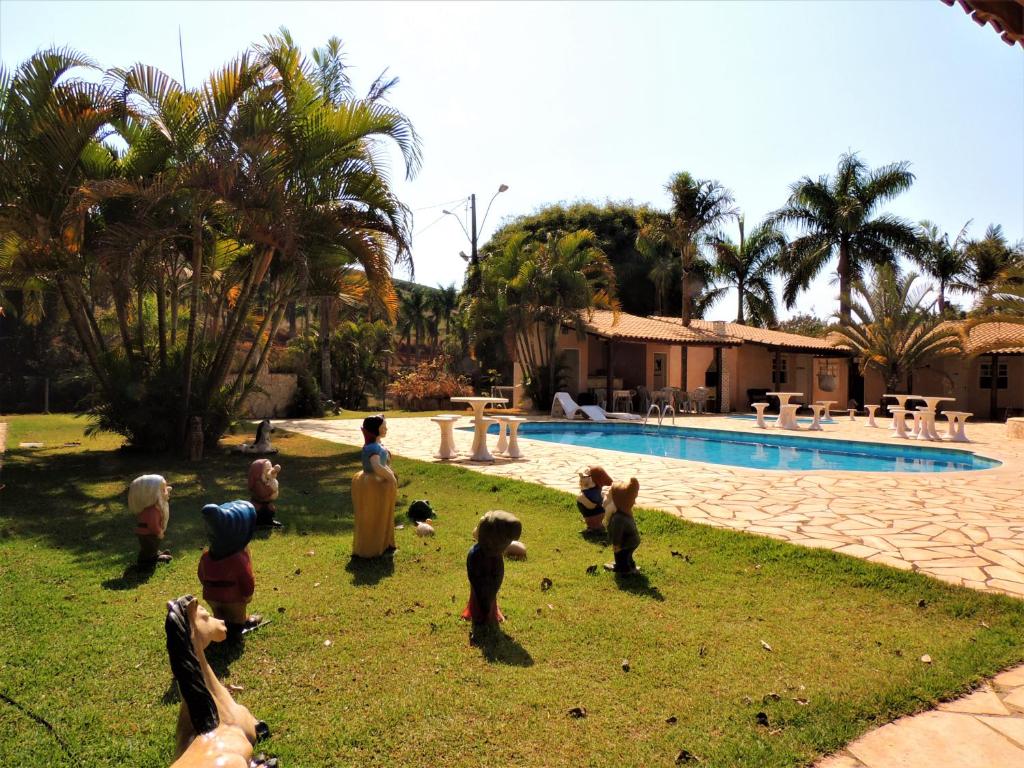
[604, 478, 641, 574]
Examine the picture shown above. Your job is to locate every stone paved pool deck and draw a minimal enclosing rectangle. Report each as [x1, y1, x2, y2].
[277, 412, 1024, 767]
[278, 413, 1024, 597]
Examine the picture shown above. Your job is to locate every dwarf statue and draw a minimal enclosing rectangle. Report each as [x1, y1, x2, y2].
[463, 510, 522, 637]
[576, 466, 613, 532]
[248, 459, 282, 528]
[197, 501, 262, 635]
[129, 474, 173, 565]
[604, 478, 641, 575]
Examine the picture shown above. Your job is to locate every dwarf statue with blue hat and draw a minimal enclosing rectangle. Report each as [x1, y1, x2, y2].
[197, 500, 262, 634]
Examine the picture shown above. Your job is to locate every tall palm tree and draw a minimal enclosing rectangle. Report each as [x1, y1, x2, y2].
[710, 217, 785, 326]
[964, 224, 1024, 303]
[911, 220, 972, 315]
[977, 265, 1024, 320]
[831, 265, 961, 393]
[771, 152, 918, 325]
[637, 172, 737, 326]
[431, 283, 460, 337]
[399, 288, 430, 359]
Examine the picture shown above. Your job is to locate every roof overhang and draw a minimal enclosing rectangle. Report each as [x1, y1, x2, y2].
[943, 0, 1024, 47]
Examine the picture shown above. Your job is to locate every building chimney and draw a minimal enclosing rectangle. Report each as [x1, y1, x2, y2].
[713, 320, 726, 336]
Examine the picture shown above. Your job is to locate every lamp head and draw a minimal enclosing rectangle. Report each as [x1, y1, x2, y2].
[498, 184, 509, 193]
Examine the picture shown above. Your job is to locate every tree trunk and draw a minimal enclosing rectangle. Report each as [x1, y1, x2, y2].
[838, 237, 851, 325]
[736, 278, 745, 324]
[320, 295, 332, 398]
[156, 269, 167, 367]
[681, 268, 691, 326]
[938, 278, 946, 315]
[287, 301, 297, 337]
[180, 214, 204, 447]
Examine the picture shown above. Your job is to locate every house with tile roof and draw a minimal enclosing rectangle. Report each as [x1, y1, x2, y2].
[514, 309, 1024, 420]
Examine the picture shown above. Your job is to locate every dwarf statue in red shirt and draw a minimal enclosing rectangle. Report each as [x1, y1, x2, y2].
[247, 459, 282, 528]
[129, 474, 173, 565]
[198, 501, 262, 635]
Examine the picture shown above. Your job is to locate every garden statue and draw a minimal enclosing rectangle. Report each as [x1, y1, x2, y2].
[129, 474, 173, 565]
[576, 466, 613, 532]
[248, 459, 283, 528]
[604, 478, 641, 575]
[504, 540, 527, 560]
[407, 499, 436, 523]
[351, 415, 397, 558]
[166, 595, 272, 766]
[463, 510, 522, 636]
[237, 419, 277, 455]
[414, 520, 436, 537]
[187, 417, 203, 462]
[197, 501, 262, 634]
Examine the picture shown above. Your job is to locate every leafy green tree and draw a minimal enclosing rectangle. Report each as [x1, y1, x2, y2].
[774, 312, 831, 338]
[771, 152, 917, 325]
[482, 202, 670, 316]
[639, 172, 737, 326]
[709, 217, 784, 326]
[831, 265, 961, 392]
[0, 33, 420, 450]
[470, 229, 619, 409]
[964, 224, 1024, 302]
[911, 220, 972, 315]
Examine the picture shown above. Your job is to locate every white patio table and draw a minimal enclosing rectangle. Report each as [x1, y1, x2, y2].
[767, 392, 803, 429]
[450, 396, 508, 462]
[883, 394, 922, 428]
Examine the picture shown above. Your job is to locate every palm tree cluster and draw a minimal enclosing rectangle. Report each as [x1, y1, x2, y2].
[396, 283, 463, 360]
[468, 229, 619, 409]
[0, 31, 420, 450]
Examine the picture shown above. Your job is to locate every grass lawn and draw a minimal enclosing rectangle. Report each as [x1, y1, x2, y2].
[2, 413, 1023, 767]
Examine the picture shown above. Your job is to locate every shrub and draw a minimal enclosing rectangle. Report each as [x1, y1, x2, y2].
[386, 357, 472, 410]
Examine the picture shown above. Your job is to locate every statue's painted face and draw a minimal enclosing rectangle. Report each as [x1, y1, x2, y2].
[378, 421, 388, 438]
[189, 600, 228, 648]
[162, 481, 172, 502]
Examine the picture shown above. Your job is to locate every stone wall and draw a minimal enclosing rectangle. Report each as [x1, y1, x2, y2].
[239, 372, 298, 419]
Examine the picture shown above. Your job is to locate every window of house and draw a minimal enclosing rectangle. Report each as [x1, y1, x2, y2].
[772, 355, 788, 385]
[979, 360, 1008, 390]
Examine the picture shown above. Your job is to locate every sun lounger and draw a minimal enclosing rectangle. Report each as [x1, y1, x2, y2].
[579, 405, 642, 422]
[552, 392, 641, 421]
[551, 391, 581, 418]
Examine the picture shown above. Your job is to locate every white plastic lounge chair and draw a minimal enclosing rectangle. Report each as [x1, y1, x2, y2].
[580, 405, 642, 422]
[551, 392, 582, 419]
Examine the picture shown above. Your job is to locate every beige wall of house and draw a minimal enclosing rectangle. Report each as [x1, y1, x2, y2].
[861, 355, 1023, 419]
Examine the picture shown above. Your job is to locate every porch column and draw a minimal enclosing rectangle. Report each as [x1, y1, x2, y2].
[605, 339, 614, 409]
[714, 346, 723, 413]
[990, 353, 1000, 421]
[773, 347, 781, 388]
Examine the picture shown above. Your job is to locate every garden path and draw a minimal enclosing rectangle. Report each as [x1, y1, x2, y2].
[278, 413, 1024, 768]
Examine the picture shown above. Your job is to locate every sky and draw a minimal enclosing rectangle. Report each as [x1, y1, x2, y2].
[2, 0, 1022, 320]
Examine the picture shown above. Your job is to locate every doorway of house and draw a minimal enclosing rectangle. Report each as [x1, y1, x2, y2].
[653, 353, 666, 390]
[848, 363, 864, 408]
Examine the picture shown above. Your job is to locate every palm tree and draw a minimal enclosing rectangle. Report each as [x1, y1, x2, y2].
[471, 229, 619, 408]
[978, 265, 1024, 320]
[399, 288, 430, 359]
[831, 265, 961, 393]
[771, 152, 918, 325]
[637, 172, 737, 326]
[964, 224, 1024, 303]
[431, 283, 460, 337]
[911, 220, 972, 315]
[710, 217, 785, 326]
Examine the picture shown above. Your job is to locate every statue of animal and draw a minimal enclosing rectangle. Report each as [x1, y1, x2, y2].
[237, 419, 278, 455]
[166, 595, 272, 766]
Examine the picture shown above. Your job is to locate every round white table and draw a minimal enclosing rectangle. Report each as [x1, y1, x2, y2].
[767, 392, 803, 429]
[816, 400, 837, 417]
[883, 394, 921, 428]
[450, 396, 509, 461]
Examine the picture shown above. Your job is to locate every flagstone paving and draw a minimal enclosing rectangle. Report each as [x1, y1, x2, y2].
[278, 413, 1024, 596]
[277, 411, 1024, 768]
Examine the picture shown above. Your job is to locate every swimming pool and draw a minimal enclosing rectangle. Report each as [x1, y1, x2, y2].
[481, 422, 1000, 473]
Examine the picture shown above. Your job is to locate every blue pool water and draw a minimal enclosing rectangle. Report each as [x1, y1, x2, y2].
[479, 422, 999, 473]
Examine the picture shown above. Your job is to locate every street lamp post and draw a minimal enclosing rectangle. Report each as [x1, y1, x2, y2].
[444, 184, 508, 295]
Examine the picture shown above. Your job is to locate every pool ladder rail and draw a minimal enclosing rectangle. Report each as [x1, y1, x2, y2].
[644, 403, 675, 427]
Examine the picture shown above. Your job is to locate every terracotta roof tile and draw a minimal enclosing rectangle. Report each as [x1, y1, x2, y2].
[656, 317, 841, 352]
[961, 321, 1024, 355]
[575, 310, 740, 345]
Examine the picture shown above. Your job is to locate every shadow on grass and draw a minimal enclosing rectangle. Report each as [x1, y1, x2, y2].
[579, 528, 608, 546]
[101, 559, 162, 590]
[1, 443, 363, 565]
[345, 555, 395, 586]
[206, 634, 247, 680]
[473, 626, 534, 667]
[614, 571, 665, 601]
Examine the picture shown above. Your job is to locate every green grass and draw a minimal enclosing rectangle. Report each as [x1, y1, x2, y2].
[1, 413, 1023, 767]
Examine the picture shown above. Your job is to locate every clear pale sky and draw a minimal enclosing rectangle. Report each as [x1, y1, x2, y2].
[2, 1, 1021, 320]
